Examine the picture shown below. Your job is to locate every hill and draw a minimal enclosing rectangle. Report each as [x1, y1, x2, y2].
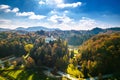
[90, 27, 105, 34]
[0, 28, 10, 31]
[0, 27, 120, 46]
[15, 26, 60, 31]
[76, 32, 120, 76]
[107, 27, 120, 31]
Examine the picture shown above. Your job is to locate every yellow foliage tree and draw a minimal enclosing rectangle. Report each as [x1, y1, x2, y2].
[24, 44, 34, 53]
[67, 64, 84, 78]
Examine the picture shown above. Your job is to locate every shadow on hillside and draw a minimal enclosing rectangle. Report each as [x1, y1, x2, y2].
[16, 69, 34, 80]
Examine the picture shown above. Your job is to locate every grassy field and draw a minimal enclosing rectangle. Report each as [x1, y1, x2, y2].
[0, 66, 58, 80]
[0, 76, 6, 80]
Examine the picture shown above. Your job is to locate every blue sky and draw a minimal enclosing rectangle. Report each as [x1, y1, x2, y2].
[0, 0, 120, 30]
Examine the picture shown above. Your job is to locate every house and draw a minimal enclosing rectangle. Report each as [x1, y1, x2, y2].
[45, 36, 56, 43]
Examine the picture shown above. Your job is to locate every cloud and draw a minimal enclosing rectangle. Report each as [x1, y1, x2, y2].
[46, 0, 63, 5]
[0, 19, 11, 24]
[68, 17, 112, 30]
[0, 4, 45, 20]
[0, 4, 115, 30]
[48, 15, 73, 24]
[29, 14, 46, 20]
[49, 9, 68, 15]
[4, 9, 11, 12]
[57, 2, 82, 8]
[39, 0, 82, 8]
[16, 12, 34, 16]
[39, 0, 46, 5]
[0, 19, 15, 29]
[0, 4, 10, 9]
[16, 12, 46, 20]
[79, 17, 96, 28]
[47, 16, 113, 30]
[0, 16, 115, 30]
[50, 10, 58, 15]
[0, 4, 19, 13]
[11, 8, 19, 13]
[4, 8, 19, 13]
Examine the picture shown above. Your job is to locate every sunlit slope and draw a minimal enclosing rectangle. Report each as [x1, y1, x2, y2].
[78, 32, 120, 76]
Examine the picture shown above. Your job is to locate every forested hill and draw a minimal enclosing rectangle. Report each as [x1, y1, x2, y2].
[0, 27, 120, 46]
[75, 32, 120, 76]
[46, 27, 120, 46]
[0, 32, 68, 71]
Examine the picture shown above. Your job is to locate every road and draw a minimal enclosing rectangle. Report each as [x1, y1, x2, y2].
[43, 66, 79, 80]
[43, 66, 113, 80]
[57, 71, 78, 80]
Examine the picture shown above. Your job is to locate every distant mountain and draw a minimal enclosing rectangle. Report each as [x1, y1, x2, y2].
[90, 27, 120, 34]
[0, 26, 120, 32]
[15, 26, 60, 31]
[107, 27, 120, 31]
[90, 27, 105, 34]
[0, 28, 10, 31]
[16, 27, 26, 31]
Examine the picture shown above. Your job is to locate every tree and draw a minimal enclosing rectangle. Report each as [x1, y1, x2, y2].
[67, 64, 84, 78]
[24, 44, 34, 53]
[77, 32, 120, 76]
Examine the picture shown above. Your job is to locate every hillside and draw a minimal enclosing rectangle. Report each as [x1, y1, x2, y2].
[0, 27, 120, 46]
[76, 32, 120, 76]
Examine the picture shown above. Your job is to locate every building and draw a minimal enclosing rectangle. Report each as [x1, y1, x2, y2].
[45, 36, 56, 43]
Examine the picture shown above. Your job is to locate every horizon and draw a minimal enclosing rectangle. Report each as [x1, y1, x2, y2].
[0, 26, 120, 31]
[0, 0, 120, 30]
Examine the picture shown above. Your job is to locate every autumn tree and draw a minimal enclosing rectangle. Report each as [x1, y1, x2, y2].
[24, 44, 34, 54]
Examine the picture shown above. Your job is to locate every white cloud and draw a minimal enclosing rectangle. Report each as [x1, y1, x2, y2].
[79, 17, 96, 27]
[53, 0, 63, 4]
[64, 10, 69, 14]
[57, 2, 82, 8]
[29, 14, 46, 20]
[4, 8, 19, 13]
[48, 15, 73, 24]
[39, 0, 46, 5]
[16, 12, 34, 16]
[48, 15, 59, 23]
[0, 4, 19, 13]
[48, 15, 106, 30]
[0, 4, 10, 9]
[4, 9, 11, 12]
[11, 8, 19, 13]
[46, 0, 63, 5]
[0, 4, 45, 20]
[0, 4, 115, 30]
[0, 19, 11, 24]
[50, 10, 58, 14]
[50, 10, 69, 15]
[16, 12, 46, 20]
[76, 17, 97, 30]
[39, 0, 82, 8]
[68, 17, 113, 30]
[0, 17, 116, 30]
[0, 19, 15, 29]
[47, 16, 113, 30]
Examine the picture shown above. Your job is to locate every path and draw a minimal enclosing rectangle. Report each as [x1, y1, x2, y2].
[43, 66, 113, 80]
[43, 66, 78, 80]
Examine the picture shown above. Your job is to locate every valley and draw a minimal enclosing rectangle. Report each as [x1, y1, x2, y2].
[0, 28, 120, 80]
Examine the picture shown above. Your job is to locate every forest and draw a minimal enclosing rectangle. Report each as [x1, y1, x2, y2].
[0, 31, 120, 80]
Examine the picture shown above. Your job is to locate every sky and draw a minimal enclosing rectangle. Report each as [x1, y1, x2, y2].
[0, 0, 120, 30]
